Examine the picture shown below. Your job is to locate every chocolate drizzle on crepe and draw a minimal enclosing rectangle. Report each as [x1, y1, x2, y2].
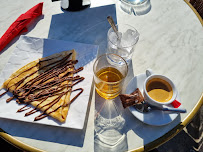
[0, 52, 84, 121]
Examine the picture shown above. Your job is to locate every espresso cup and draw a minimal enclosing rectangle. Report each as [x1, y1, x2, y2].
[143, 69, 177, 107]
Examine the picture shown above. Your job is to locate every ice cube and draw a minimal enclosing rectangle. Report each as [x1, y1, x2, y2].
[109, 31, 122, 46]
[117, 32, 122, 40]
[109, 32, 118, 45]
[121, 29, 139, 47]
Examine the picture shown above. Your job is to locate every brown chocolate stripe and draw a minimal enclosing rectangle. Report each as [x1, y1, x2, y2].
[34, 88, 84, 121]
[8, 56, 76, 92]
[0, 90, 8, 97]
[23, 77, 84, 119]
[0, 52, 85, 122]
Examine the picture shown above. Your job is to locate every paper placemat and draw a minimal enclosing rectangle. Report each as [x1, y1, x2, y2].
[0, 35, 98, 129]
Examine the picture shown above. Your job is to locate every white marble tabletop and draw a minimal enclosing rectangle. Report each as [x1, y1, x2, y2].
[0, 0, 202, 151]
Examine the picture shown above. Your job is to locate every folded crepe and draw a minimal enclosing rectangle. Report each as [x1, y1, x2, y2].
[0, 49, 84, 122]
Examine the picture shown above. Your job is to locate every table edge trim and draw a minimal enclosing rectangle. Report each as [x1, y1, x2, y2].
[130, 93, 203, 152]
[0, 131, 44, 152]
[183, 0, 203, 26]
[0, 0, 202, 151]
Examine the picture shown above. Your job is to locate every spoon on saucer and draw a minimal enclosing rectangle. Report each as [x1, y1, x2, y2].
[135, 101, 187, 113]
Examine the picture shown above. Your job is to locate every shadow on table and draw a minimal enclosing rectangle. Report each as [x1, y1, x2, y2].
[0, 4, 117, 150]
[48, 4, 117, 54]
[94, 61, 134, 151]
[0, 118, 85, 147]
[123, 107, 181, 148]
[157, 106, 203, 152]
[94, 92, 129, 152]
[0, 37, 98, 148]
[120, 61, 182, 150]
[0, 76, 94, 148]
[0, 4, 117, 149]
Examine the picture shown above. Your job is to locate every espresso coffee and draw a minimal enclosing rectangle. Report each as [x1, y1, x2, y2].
[146, 78, 173, 102]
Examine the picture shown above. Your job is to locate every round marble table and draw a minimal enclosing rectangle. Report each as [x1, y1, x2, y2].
[0, 0, 202, 151]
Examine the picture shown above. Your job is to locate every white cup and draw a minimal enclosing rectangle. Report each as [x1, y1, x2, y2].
[143, 69, 178, 107]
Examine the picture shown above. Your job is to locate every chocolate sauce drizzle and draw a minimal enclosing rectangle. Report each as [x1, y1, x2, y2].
[0, 52, 85, 122]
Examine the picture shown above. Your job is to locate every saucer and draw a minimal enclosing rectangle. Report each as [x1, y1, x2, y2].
[126, 73, 181, 126]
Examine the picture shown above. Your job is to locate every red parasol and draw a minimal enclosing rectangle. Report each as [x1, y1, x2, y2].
[0, 2, 43, 52]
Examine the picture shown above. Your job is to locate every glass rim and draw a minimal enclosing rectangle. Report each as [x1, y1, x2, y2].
[93, 53, 128, 84]
[121, 0, 148, 5]
[107, 23, 139, 48]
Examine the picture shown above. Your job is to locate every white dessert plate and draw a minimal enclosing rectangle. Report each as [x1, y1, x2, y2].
[126, 73, 181, 126]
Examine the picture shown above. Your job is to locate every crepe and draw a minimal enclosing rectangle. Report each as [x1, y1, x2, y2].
[0, 49, 84, 122]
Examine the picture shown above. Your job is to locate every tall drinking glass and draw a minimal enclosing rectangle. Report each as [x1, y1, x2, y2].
[119, 0, 151, 15]
[107, 24, 139, 64]
[94, 54, 128, 151]
[93, 54, 128, 100]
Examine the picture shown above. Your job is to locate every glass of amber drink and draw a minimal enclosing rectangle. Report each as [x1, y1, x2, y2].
[93, 54, 128, 99]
